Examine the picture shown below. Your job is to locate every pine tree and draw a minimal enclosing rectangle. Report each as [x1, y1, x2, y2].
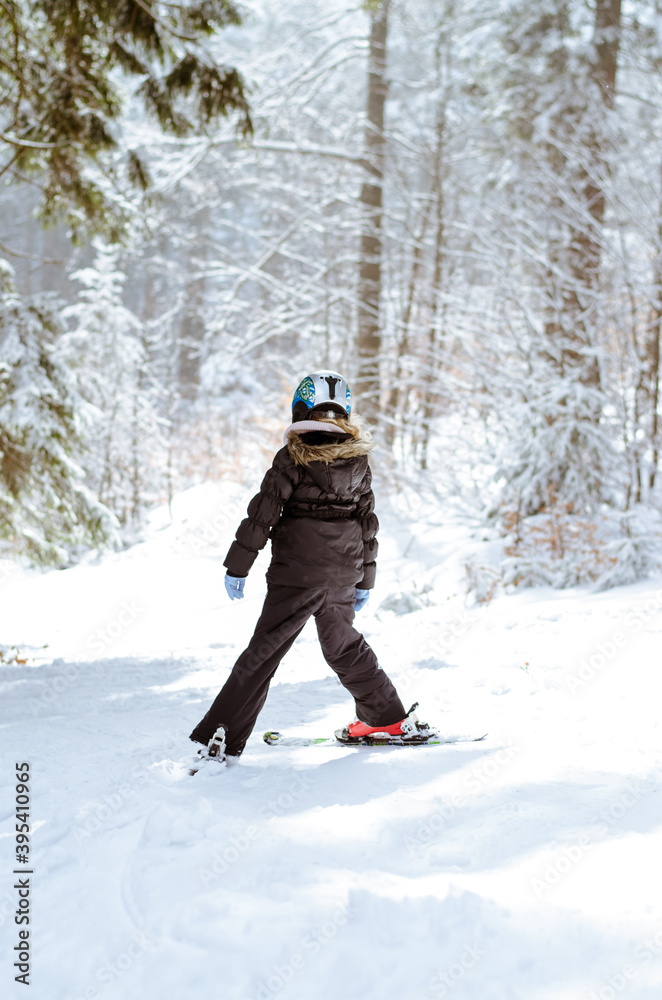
[0, 261, 117, 565]
[61, 242, 166, 525]
[0, 0, 251, 240]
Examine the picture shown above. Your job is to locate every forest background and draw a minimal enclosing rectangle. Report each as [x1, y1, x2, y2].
[2, 0, 662, 594]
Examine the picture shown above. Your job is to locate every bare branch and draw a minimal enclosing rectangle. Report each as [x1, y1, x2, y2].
[0, 240, 64, 264]
[131, 0, 203, 44]
[0, 130, 74, 149]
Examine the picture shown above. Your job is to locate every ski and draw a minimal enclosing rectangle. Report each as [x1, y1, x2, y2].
[187, 753, 227, 776]
[262, 731, 488, 748]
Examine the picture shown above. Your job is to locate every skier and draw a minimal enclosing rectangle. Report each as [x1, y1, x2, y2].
[189, 370, 428, 762]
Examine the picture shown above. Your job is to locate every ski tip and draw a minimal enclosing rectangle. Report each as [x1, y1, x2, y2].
[263, 731, 280, 745]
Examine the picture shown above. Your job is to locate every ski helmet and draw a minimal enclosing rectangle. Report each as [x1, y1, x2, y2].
[291, 370, 351, 422]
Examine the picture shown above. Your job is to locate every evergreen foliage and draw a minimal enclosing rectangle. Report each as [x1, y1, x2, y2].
[62, 242, 166, 524]
[0, 260, 117, 565]
[0, 0, 251, 239]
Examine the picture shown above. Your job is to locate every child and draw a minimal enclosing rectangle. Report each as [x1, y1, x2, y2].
[189, 370, 424, 760]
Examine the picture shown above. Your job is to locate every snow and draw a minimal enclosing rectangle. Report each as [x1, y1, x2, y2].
[2, 481, 662, 1000]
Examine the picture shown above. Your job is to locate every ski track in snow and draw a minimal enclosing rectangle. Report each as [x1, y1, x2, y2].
[1, 482, 661, 1000]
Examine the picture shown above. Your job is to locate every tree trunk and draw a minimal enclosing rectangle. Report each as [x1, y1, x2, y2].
[384, 204, 431, 447]
[646, 159, 662, 493]
[593, 0, 621, 108]
[131, 364, 144, 523]
[356, 0, 389, 423]
[178, 209, 209, 401]
[552, 0, 621, 389]
[647, 309, 661, 491]
[419, 95, 447, 471]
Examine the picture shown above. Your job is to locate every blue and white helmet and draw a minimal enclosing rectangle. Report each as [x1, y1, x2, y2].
[292, 370, 351, 422]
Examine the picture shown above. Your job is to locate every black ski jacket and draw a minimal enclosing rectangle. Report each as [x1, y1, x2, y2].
[224, 423, 378, 589]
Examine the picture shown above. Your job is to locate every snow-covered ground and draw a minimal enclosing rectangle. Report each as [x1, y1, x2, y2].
[1, 481, 661, 1000]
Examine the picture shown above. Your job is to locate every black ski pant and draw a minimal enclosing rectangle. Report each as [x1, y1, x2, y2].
[189, 584, 405, 755]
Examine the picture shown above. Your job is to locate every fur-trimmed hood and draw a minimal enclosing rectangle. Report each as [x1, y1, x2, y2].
[285, 415, 373, 466]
